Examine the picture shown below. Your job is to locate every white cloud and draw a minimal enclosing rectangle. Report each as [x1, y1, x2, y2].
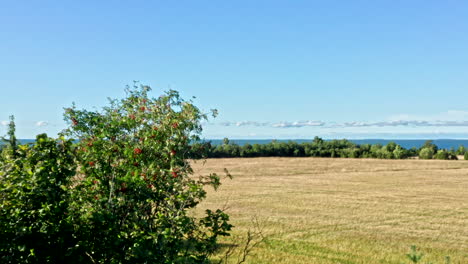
[36, 121, 49, 127]
[219, 121, 269, 127]
[236, 121, 269, 127]
[0, 121, 8, 126]
[337, 120, 468, 127]
[218, 120, 325, 128]
[272, 121, 325, 128]
[214, 110, 468, 130]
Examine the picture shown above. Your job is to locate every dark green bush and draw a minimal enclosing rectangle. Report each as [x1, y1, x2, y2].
[0, 85, 232, 263]
[0, 134, 79, 263]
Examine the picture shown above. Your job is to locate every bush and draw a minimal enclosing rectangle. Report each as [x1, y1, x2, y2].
[465, 152, 468, 160]
[420, 140, 438, 153]
[419, 147, 434, 159]
[393, 145, 408, 159]
[0, 134, 77, 263]
[0, 85, 232, 263]
[456, 145, 466, 155]
[434, 150, 449, 160]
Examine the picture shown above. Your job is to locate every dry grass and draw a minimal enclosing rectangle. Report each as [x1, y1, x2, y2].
[191, 157, 468, 264]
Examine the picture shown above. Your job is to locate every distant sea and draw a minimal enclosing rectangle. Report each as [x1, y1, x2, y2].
[8, 139, 468, 150]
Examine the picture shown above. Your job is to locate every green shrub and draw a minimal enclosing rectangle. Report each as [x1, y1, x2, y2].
[0, 85, 232, 263]
[419, 147, 434, 159]
[434, 150, 449, 160]
[420, 140, 438, 153]
[465, 152, 468, 160]
[456, 145, 466, 155]
[0, 134, 78, 263]
[393, 145, 408, 159]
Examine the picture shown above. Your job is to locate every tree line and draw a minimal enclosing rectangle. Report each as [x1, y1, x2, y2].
[3, 136, 468, 160]
[190, 137, 468, 160]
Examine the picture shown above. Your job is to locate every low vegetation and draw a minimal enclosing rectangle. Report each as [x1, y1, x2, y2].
[192, 137, 465, 160]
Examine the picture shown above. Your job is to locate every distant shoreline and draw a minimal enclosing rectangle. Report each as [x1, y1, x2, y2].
[7, 138, 468, 149]
[203, 139, 468, 149]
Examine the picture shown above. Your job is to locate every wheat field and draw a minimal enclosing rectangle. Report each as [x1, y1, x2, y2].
[192, 157, 468, 264]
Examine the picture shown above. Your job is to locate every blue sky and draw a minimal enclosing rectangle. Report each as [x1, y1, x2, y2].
[1, 0, 468, 139]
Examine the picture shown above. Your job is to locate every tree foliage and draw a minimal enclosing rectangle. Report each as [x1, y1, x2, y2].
[419, 148, 434, 160]
[193, 139, 461, 160]
[0, 84, 232, 263]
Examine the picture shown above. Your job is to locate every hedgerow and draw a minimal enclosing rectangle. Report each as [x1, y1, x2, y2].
[193, 138, 461, 160]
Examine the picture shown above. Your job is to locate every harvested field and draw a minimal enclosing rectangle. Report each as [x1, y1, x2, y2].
[192, 158, 468, 263]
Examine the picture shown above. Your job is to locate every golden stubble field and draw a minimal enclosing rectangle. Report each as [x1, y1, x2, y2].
[191, 157, 468, 264]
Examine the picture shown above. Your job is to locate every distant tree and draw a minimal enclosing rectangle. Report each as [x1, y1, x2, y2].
[0, 116, 18, 159]
[312, 136, 324, 145]
[419, 147, 434, 159]
[385, 141, 397, 152]
[380, 146, 394, 159]
[421, 140, 438, 153]
[393, 145, 408, 159]
[456, 145, 466, 155]
[251, 144, 264, 157]
[370, 144, 383, 158]
[434, 150, 449, 160]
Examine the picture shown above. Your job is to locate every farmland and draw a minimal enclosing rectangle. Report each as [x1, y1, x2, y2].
[192, 157, 468, 263]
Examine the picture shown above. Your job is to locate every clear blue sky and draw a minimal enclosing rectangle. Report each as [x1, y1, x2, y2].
[2, 0, 468, 139]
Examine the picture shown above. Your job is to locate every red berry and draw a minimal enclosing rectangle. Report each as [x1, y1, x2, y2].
[93, 180, 98, 184]
[140, 106, 146, 111]
[134, 148, 142, 154]
[119, 183, 128, 193]
[129, 114, 136, 120]
[88, 161, 95, 166]
[72, 118, 78, 126]
[170, 150, 176, 156]
[172, 123, 178, 128]
[172, 171, 177, 178]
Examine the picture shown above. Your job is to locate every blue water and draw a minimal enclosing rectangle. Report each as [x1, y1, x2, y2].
[205, 139, 468, 150]
[6, 139, 468, 150]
